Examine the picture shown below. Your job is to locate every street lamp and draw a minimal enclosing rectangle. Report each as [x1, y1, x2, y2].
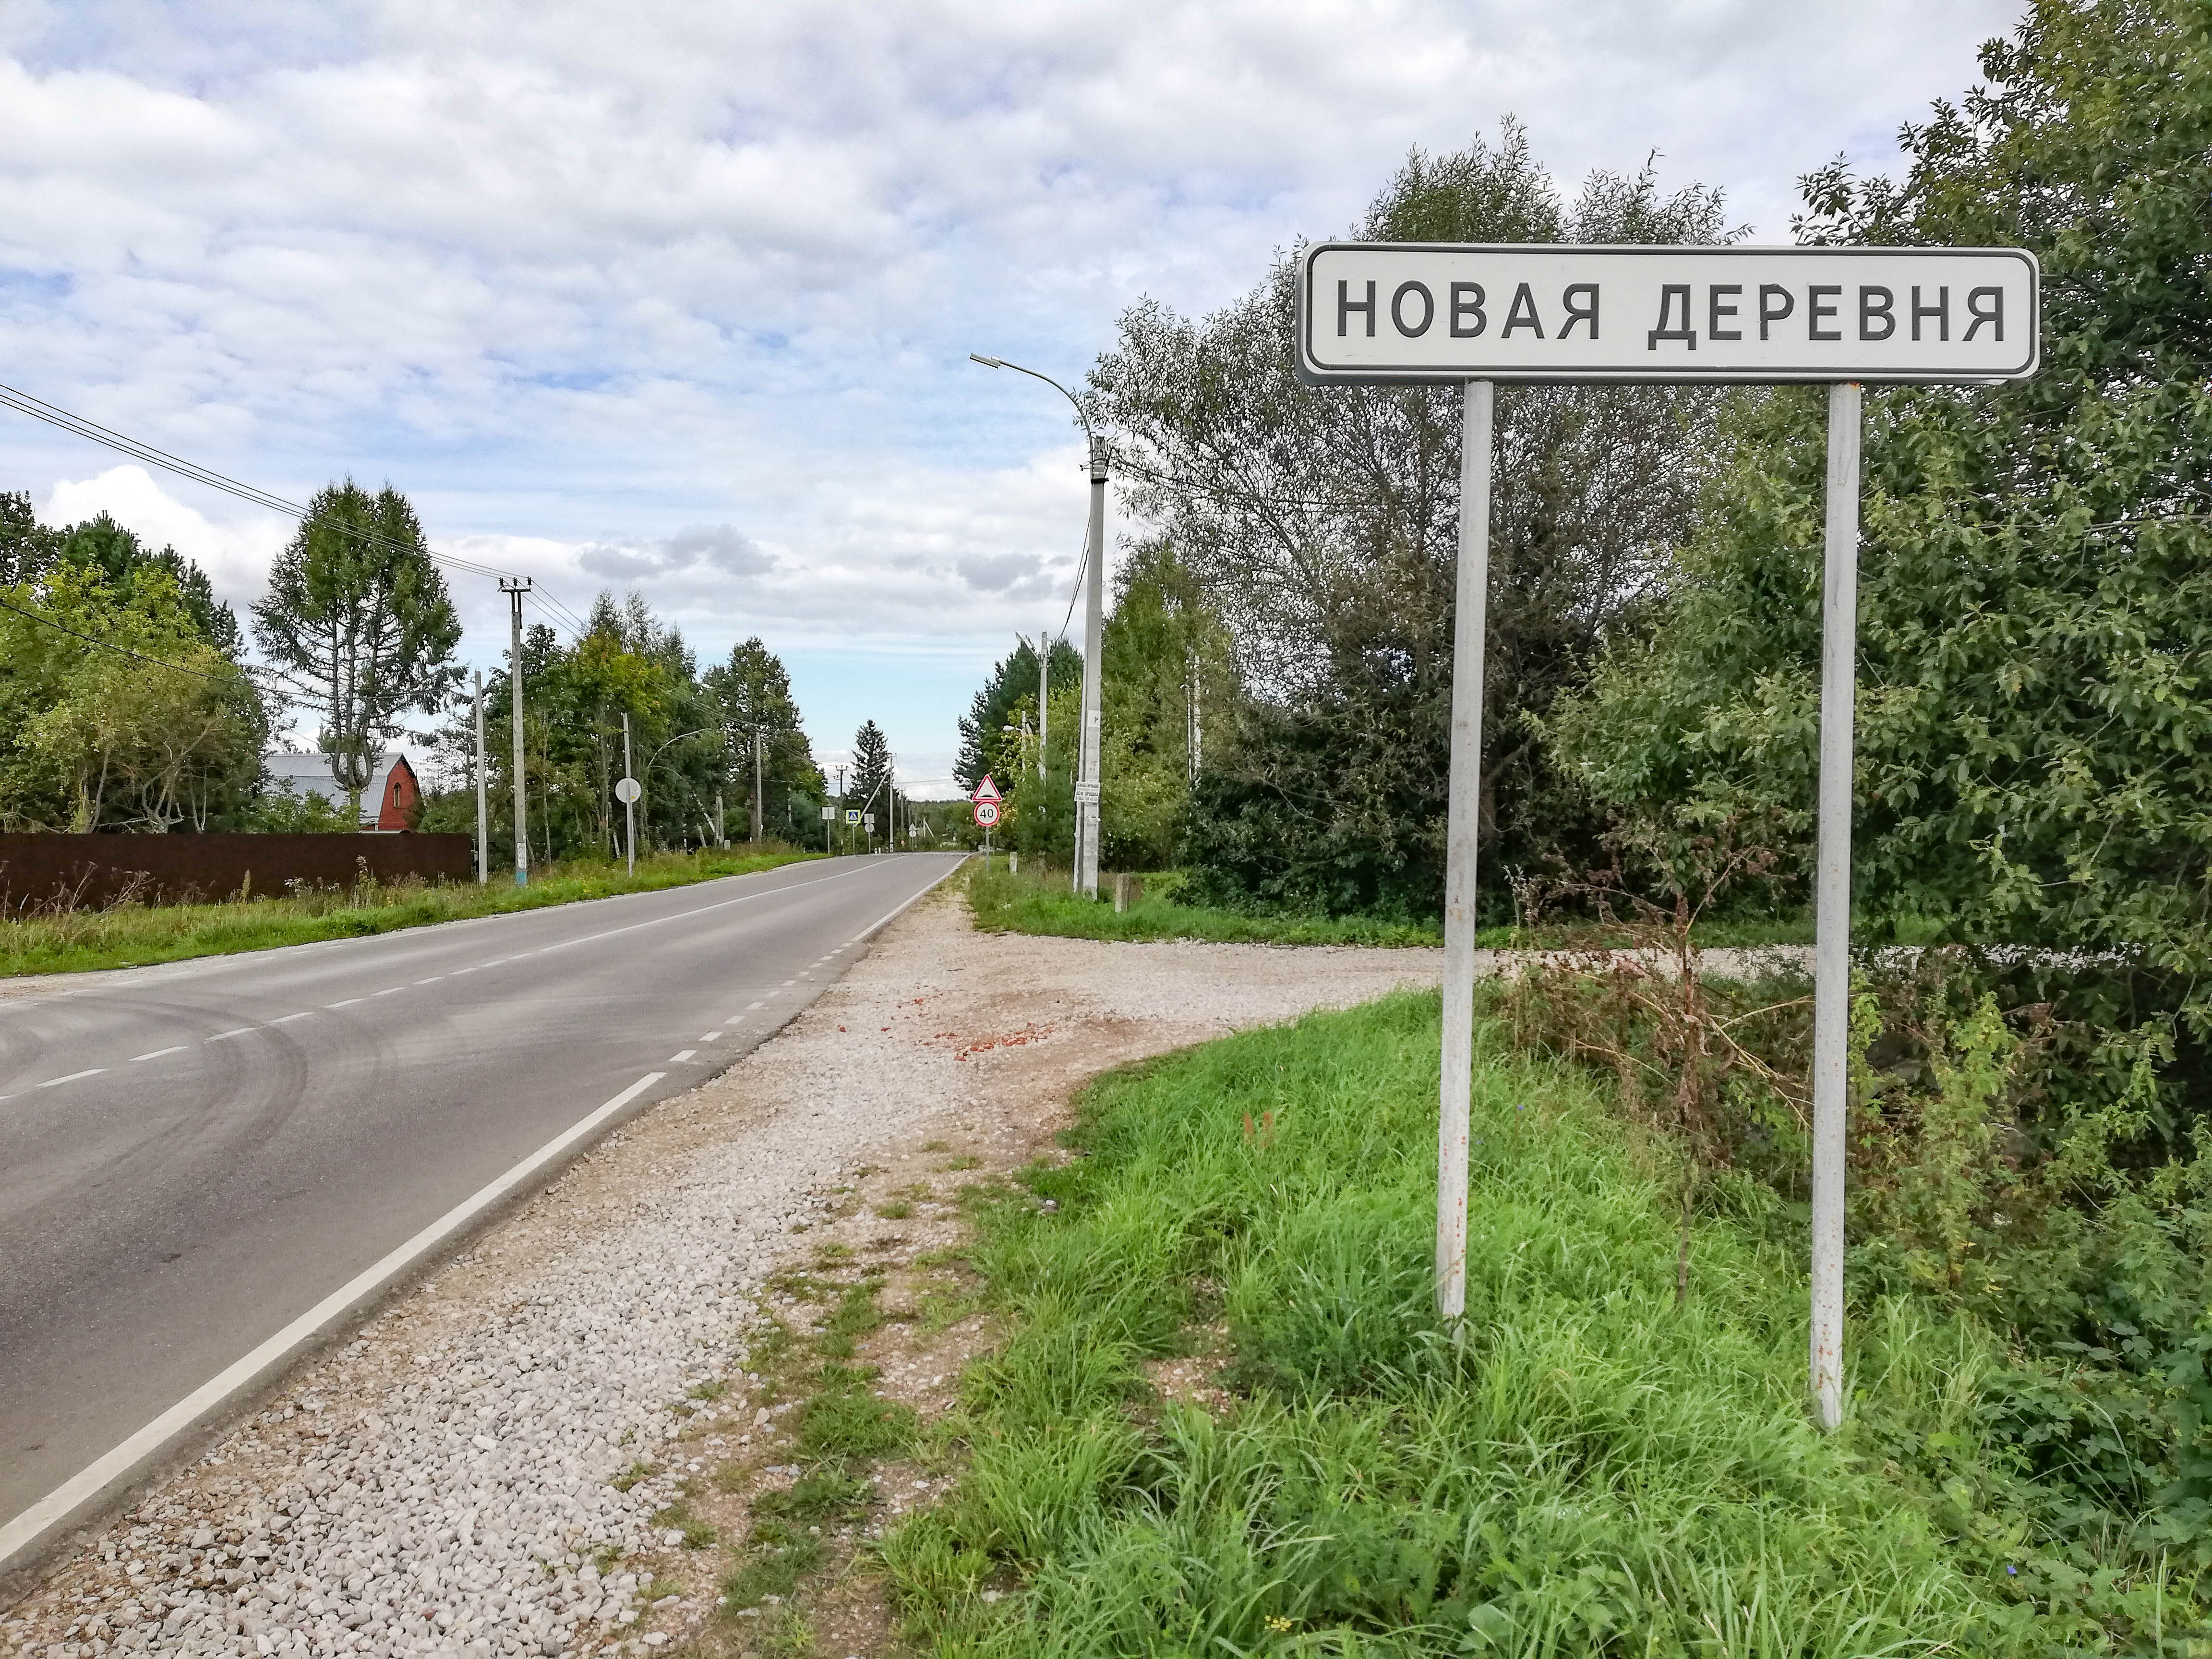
[971, 353, 1107, 899]
[640, 727, 713, 854]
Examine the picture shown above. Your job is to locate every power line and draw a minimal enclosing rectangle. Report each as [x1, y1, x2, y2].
[0, 379, 588, 636]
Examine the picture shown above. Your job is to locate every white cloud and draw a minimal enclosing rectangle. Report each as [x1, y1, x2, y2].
[1, 0, 2021, 757]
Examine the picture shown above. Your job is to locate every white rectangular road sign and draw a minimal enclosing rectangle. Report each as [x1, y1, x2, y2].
[1297, 244, 2039, 385]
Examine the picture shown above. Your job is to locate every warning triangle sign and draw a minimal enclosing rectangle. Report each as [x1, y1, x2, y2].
[973, 774, 1002, 804]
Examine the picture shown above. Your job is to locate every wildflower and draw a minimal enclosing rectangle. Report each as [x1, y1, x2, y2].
[1264, 1615, 1296, 1634]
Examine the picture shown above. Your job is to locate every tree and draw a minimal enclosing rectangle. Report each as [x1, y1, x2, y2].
[958, 636, 1081, 795]
[1558, 0, 2212, 991]
[1090, 128, 1733, 916]
[0, 558, 263, 831]
[0, 491, 60, 586]
[704, 637, 824, 840]
[850, 720, 893, 841]
[56, 513, 242, 657]
[252, 481, 462, 818]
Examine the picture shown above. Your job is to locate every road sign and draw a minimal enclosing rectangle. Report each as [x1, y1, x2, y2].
[821, 805, 834, 821]
[1296, 243, 2040, 385]
[614, 777, 641, 804]
[844, 809, 861, 824]
[1295, 234, 2040, 1434]
[973, 801, 1000, 829]
[1072, 781, 1100, 806]
[972, 774, 1002, 804]
[863, 813, 875, 832]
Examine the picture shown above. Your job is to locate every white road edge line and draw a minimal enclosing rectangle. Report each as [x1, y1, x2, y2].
[204, 1028, 254, 1042]
[325, 1000, 363, 1009]
[0, 1070, 668, 1575]
[130, 1047, 188, 1063]
[270, 1013, 314, 1024]
[37, 1069, 106, 1088]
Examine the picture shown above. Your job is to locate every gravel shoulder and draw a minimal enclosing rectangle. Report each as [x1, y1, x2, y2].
[1, 878, 1440, 1659]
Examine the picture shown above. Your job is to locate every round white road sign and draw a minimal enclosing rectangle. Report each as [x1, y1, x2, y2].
[614, 777, 641, 804]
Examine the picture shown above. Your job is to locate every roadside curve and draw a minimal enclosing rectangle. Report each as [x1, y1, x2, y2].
[0, 851, 966, 1598]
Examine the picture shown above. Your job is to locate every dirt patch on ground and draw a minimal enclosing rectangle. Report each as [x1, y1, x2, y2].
[2, 877, 1438, 1659]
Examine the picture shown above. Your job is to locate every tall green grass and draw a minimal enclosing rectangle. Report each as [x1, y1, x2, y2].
[882, 993, 2095, 1656]
[0, 844, 821, 975]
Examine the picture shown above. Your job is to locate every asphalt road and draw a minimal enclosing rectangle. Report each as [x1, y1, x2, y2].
[0, 851, 962, 1565]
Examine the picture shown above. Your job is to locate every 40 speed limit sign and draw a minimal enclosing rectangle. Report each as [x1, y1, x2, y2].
[973, 800, 1000, 828]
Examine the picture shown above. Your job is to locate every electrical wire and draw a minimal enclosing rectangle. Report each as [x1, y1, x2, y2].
[0, 378, 589, 636]
[0, 593, 246, 683]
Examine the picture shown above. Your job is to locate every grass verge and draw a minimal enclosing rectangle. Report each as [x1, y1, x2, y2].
[966, 864, 1966, 953]
[967, 864, 1443, 947]
[879, 991, 2142, 1656]
[0, 844, 822, 976]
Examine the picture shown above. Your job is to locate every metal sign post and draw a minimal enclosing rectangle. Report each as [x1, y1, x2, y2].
[1295, 241, 2038, 1427]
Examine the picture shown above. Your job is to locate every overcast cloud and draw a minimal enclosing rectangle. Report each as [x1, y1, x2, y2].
[0, 0, 2018, 789]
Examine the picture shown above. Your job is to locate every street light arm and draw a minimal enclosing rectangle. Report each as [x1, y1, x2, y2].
[969, 354, 1095, 446]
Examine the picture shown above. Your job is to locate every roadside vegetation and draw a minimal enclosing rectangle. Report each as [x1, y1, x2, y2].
[882, 990, 2198, 1654]
[967, 862, 1443, 948]
[963, 861, 1934, 951]
[0, 843, 819, 976]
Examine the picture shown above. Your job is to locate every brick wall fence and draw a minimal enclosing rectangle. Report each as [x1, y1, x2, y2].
[0, 833, 476, 914]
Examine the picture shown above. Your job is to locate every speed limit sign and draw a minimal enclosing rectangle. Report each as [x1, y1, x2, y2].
[973, 801, 1000, 828]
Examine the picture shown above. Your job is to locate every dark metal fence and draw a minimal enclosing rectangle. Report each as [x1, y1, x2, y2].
[0, 833, 476, 915]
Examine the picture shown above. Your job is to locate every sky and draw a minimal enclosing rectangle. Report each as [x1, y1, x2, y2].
[0, 0, 2020, 794]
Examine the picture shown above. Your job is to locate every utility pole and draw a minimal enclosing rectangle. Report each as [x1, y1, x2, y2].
[753, 729, 764, 846]
[622, 711, 636, 877]
[500, 577, 531, 886]
[1074, 434, 1107, 897]
[1186, 653, 1202, 784]
[836, 764, 846, 855]
[1036, 633, 1049, 781]
[473, 671, 488, 884]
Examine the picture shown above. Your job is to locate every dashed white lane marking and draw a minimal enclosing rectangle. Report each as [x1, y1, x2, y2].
[373, 987, 406, 997]
[746, 1001, 766, 1010]
[130, 1046, 188, 1062]
[669, 1050, 697, 1062]
[701, 1031, 723, 1041]
[270, 1012, 314, 1024]
[781, 979, 796, 986]
[415, 976, 445, 985]
[204, 1028, 254, 1042]
[326, 999, 363, 1009]
[39, 1069, 106, 1088]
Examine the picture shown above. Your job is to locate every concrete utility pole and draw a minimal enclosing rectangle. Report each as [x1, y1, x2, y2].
[622, 711, 636, 877]
[1186, 652, 1202, 784]
[970, 354, 1106, 896]
[836, 764, 846, 855]
[1074, 436, 1107, 897]
[473, 671, 488, 885]
[500, 577, 531, 886]
[752, 729, 764, 846]
[1035, 633, 1049, 781]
